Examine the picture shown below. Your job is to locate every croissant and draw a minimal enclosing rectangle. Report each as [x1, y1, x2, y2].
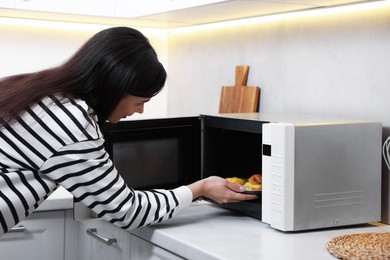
[248, 174, 262, 185]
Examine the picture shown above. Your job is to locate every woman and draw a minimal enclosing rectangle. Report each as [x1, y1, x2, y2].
[0, 27, 256, 236]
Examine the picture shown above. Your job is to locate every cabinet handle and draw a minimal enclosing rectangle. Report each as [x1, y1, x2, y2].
[86, 228, 117, 245]
[9, 225, 26, 233]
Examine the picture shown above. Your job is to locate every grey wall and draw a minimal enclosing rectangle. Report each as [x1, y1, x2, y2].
[167, 6, 390, 222]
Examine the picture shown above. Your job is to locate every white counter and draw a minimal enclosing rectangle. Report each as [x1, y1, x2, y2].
[32, 188, 390, 259]
[132, 200, 390, 260]
[36, 186, 73, 211]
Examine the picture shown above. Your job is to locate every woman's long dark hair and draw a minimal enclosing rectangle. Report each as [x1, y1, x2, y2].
[0, 27, 167, 126]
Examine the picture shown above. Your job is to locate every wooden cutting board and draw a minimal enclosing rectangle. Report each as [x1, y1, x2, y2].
[219, 66, 260, 113]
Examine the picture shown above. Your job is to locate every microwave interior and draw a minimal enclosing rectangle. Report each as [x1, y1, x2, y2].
[202, 116, 263, 219]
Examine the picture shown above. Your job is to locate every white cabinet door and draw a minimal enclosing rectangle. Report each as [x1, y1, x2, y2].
[14, 0, 114, 17]
[130, 234, 185, 260]
[114, 0, 228, 18]
[77, 219, 131, 260]
[0, 210, 65, 260]
[0, 0, 14, 8]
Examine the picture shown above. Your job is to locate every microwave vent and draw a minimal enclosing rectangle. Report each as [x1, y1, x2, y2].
[314, 190, 365, 208]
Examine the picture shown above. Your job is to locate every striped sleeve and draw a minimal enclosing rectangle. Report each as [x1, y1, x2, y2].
[0, 95, 193, 235]
[39, 138, 193, 230]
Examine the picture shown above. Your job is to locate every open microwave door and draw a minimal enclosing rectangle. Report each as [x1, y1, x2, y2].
[262, 123, 295, 231]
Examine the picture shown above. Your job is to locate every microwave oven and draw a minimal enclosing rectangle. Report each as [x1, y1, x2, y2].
[101, 113, 382, 231]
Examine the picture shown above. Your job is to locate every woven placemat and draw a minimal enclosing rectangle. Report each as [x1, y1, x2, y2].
[326, 232, 390, 259]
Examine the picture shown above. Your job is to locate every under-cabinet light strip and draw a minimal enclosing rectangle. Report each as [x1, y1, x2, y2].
[0, 15, 164, 34]
[168, 0, 390, 34]
[0, 16, 110, 31]
[0, 0, 389, 33]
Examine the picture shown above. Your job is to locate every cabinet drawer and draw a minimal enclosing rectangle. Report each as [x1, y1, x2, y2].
[78, 219, 131, 260]
[0, 211, 65, 260]
[131, 234, 185, 260]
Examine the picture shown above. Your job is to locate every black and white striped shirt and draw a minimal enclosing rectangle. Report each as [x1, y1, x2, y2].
[0, 95, 192, 235]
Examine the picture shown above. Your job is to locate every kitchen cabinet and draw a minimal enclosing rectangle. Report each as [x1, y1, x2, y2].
[0, 0, 13, 8]
[2, 0, 371, 29]
[130, 234, 185, 260]
[114, 0, 226, 18]
[77, 218, 131, 260]
[0, 210, 67, 260]
[126, 0, 365, 28]
[14, 0, 114, 17]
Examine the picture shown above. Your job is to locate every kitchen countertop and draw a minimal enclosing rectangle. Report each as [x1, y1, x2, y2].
[36, 186, 73, 211]
[33, 188, 390, 259]
[131, 200, 390, 260]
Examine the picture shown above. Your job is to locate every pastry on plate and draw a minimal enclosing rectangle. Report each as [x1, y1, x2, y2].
[225, 177, 246, 185]
[248, 173, 262, 184]
[244, 181, 262, 191]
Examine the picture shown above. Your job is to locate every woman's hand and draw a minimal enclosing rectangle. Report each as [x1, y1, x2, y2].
[187, 176, 258, 204]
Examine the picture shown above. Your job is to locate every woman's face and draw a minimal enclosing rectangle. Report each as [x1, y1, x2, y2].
[108, 95, 150, 124]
